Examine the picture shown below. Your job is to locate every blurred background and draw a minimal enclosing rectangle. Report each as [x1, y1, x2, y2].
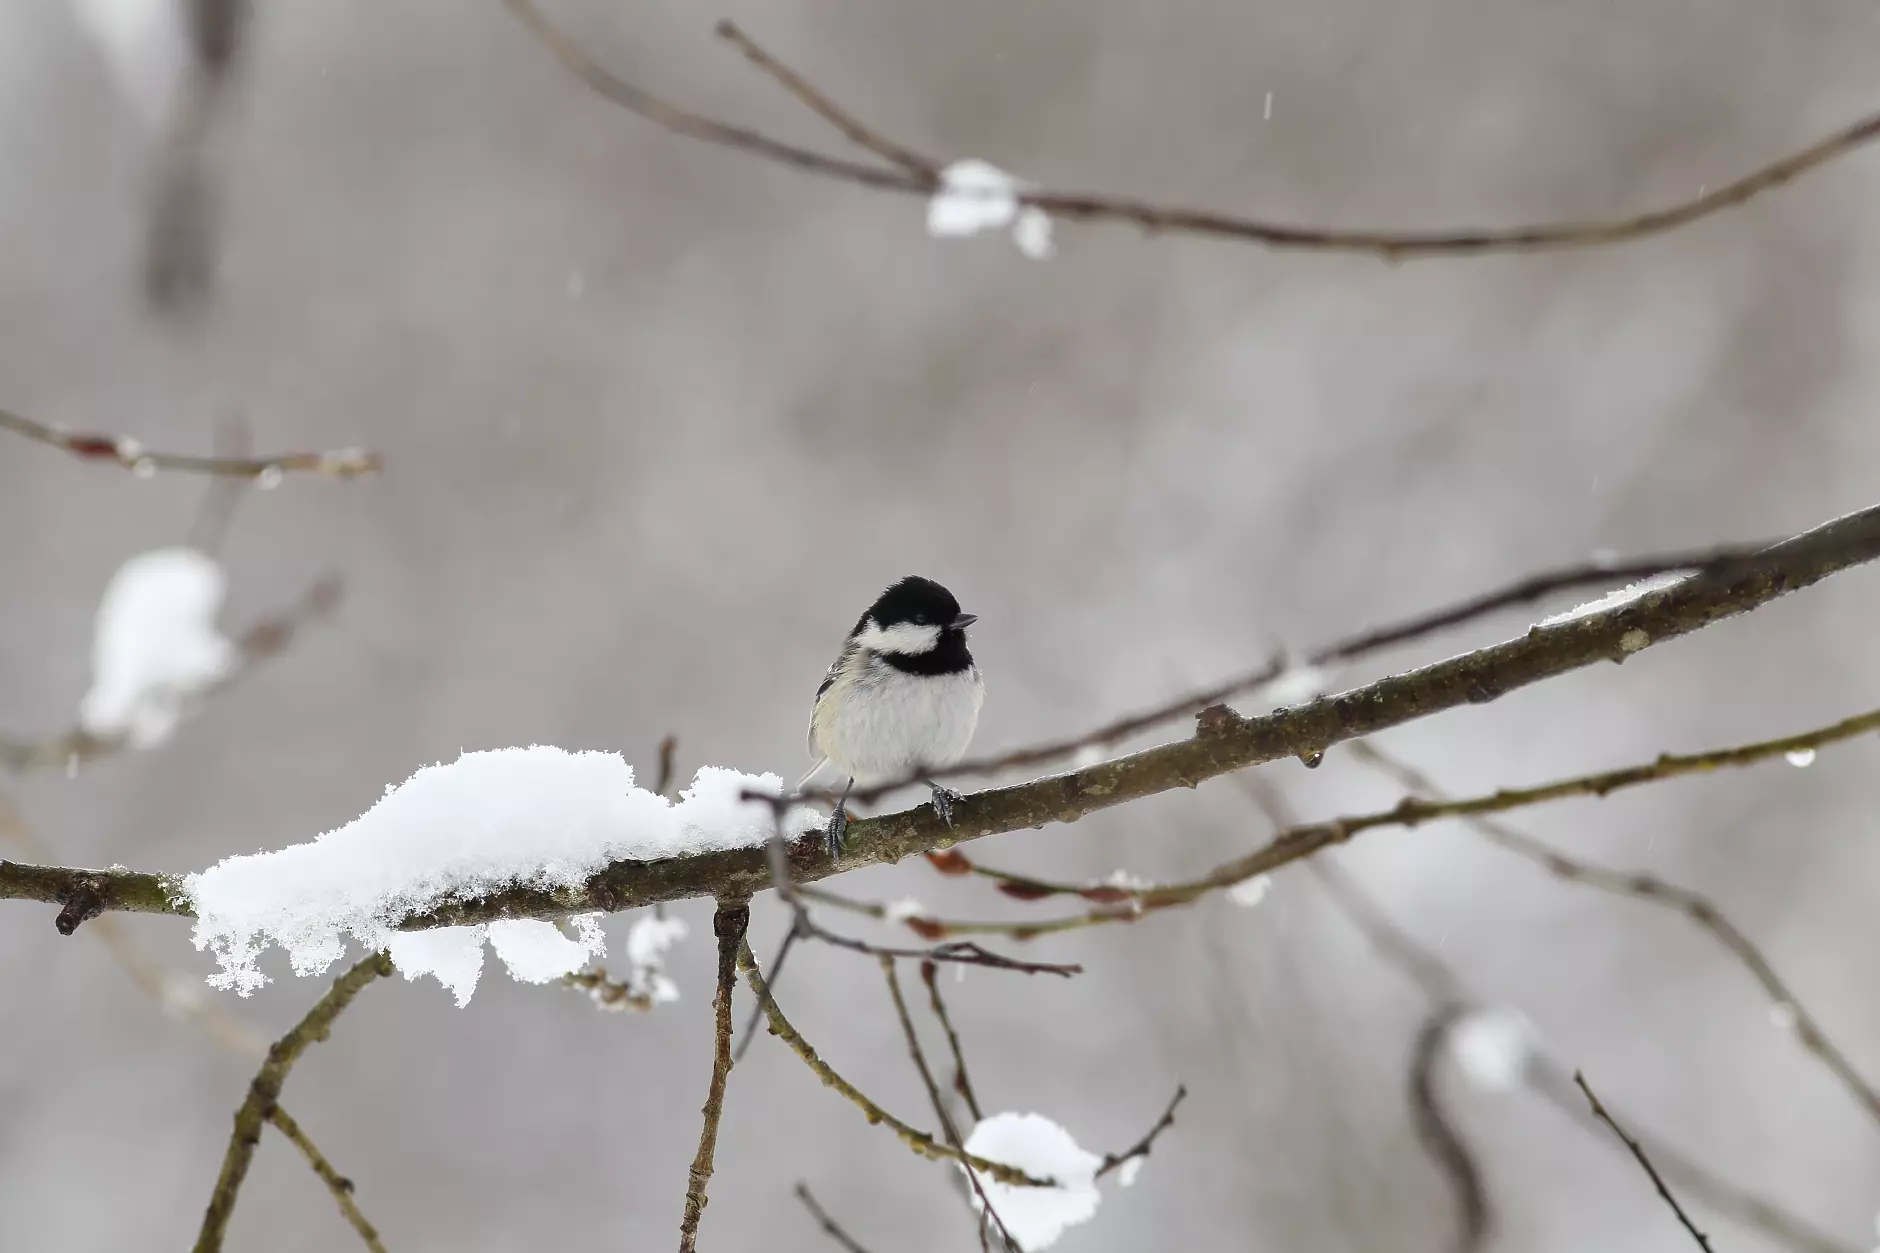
[4, 1, 1880, 1249]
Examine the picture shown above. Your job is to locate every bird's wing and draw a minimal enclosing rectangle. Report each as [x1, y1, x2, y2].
[805, 640, 854, 760]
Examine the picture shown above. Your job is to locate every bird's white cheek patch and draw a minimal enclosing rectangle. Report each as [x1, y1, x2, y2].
[856, 619, 941, 655]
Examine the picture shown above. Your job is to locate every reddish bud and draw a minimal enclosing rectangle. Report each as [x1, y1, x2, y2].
[996, 880, 1057, 901]
[925, 849, 973, 876]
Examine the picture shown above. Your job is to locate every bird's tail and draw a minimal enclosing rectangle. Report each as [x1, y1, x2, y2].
[795, 757, 828, 792]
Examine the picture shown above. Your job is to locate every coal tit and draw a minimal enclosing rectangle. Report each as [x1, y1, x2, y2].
[799, 576, 984, 855]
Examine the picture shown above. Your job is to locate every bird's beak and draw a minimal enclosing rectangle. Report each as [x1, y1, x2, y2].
[951, 613, 978, 630]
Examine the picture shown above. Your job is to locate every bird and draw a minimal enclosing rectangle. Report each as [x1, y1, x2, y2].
[799, 576, 984, 856]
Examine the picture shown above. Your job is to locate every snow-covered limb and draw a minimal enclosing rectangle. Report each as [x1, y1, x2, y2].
[6, 501, 1880, 949]
[185, 748, 822, 1001]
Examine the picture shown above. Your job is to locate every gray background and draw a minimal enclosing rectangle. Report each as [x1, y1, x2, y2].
[4, 1, 1880, 1249]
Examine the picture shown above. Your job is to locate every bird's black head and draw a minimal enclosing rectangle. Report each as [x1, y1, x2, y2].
[854, 576, 978, 671]
[868, 576, 968, 631]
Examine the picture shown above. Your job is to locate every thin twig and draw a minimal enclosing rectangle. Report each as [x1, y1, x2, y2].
[733, 923, 799, 1064]
[1350, 739, 1880, 1132]
[920, 959, 984, 1121]
[0, 406, 378, 479]
[265, 1105, 388, 1253]
[679, 900, 750, 1253]
[193, 953, 393, 1253]
[713, 21, 938, 178]
[1410, 1006, 1491, 1253]
[1093, 1085, 1189, 1180]
[796, 1183, 876, 1253]
[1575, 1071, 1715, 1251]
[511, 4, 1880, 258]
[734, 939, 1048, 1187]
[882, 957, 1014, 1253]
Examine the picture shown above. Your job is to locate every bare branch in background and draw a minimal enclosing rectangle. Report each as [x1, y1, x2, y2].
[11, 499, 1878, 931]
[1, 573, 344, 777]
[1294, 838, 1852, 1253]
[508, 1, 1880, 259]
[1409, 1006, 1491, 1253]
[1350, 740, 1880, 1131]
[265, 1105, 387, 1253]
[1575, 1071, 1715, 1251]
[796, 1183, 876, 1253]
[193, 953, 393, 1253]
[143, 0, 253, 316]
[678, 900, 750, 1253]
[0, 406, 379, 479]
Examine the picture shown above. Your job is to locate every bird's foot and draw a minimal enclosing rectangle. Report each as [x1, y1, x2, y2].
[824, 804, 850, 859]
[927, 782, 965, 827]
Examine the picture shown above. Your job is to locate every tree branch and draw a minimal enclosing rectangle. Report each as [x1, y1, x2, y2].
[1349, 740, 1880, 1132]
[1575, 1071, 1715, 1252]
[796, 1183, 876, 1253]
[1410, 1006, 1491, 1253]
[0, 406, 378, 479]
[1299, 845, 1851, 1253]
[193, 953, 393, 1253]
[265, 1105, 388, 1253]
[3, 574, 344, 777]
[678, 900, 749, 1253]
[735, 939, 1048, 1187]
[1093, 1085, 1188, 1180]
[882, 956, 1013, 1251]
[7, 501, 1880, 932]
[507, 1, 1880, 259]
[920, 959, 984, 1122]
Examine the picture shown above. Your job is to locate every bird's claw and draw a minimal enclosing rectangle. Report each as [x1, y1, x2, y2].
[928, 782, 965, 827]
[824, 805, 849, 859]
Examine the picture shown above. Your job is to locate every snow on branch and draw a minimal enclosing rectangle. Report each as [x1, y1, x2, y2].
[183, 747, 821, 1000]
[507, 0, 1880, 260]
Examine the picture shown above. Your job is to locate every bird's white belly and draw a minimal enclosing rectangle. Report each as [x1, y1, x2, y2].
[814, 665, 983, 785]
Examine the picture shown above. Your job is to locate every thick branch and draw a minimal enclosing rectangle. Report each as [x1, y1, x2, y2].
[194, 953, 393, 1253]
[8, 502, 1880, 930]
